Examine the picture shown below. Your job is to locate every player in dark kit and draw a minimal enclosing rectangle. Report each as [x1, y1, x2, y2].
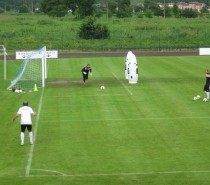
[203, 69, 210, 100]
[81, 64, 92, 83]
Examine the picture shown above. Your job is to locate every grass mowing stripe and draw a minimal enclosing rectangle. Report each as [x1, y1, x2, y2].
[2, 56, 210, 185]
[40, 116, 210, 123]
[112, 72, 133, 95]
[25, 89, 44, 177]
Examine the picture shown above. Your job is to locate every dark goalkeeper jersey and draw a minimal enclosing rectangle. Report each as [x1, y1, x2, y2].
[81, 67, 92, 74]
[206, 73, 210, 85]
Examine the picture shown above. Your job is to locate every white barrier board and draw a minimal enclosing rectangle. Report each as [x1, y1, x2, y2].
[199, 48, 210, 56]
[16, 50, 58, 59]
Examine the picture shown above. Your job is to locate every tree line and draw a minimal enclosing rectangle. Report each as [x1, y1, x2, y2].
[1, 0, 209, 40]
[0, 0, 209, 17]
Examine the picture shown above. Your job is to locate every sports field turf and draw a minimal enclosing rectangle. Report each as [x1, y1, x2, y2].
[1, 55, 210, 185]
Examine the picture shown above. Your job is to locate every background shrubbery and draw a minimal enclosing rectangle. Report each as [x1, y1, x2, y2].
[79, 17, 110, 39]
[1, 13, 210, 51]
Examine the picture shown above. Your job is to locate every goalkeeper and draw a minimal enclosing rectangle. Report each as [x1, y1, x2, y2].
[203, 68, 210, 100]
[81, 64, 92, 83]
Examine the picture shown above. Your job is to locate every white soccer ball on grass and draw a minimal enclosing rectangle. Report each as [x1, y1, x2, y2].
[193, 95, 200, 101]
[193, 96, 198, 100]
[100, 85, 105, 90]
[196, 95, 201, 99]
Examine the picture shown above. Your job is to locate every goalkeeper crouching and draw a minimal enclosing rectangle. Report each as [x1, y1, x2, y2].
[81, 64, 92, 84]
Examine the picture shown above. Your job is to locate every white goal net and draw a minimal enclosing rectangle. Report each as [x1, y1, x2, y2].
[7, 46, 46, 90]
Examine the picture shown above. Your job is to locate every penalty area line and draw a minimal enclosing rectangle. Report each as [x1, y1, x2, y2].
[25, 89, 44, 177]
[112, 72, 133, 95]
[19, 170, 210, 178]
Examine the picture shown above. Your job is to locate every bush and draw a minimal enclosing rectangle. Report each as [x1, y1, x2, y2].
[79, 17, 110, 39]
[180, 8, 198, 18]
[144, 9, 153, 18]
[19, 5, 29, 13]
[0, 7, 4, 13]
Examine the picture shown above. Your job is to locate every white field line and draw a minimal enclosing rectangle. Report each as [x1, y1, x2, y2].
[112, 72, 133, 95]
[25, 89, 44, 177]
[19, 169, 210, 178]
[44, 94, 127, 98]
[40, 116, 210, 123]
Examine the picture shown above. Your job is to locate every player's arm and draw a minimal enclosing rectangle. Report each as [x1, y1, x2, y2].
[89, 68, 92, 75]
[32, 112, 37, 116]
[13, 113, 20, 122]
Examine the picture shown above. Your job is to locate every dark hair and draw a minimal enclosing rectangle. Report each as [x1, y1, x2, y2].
[23, 101, 28, 106]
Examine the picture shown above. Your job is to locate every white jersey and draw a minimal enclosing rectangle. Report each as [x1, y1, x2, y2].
[17, 106, 34, 125]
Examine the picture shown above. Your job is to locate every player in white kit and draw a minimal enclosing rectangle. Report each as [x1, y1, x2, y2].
[13, 101, 37, 145]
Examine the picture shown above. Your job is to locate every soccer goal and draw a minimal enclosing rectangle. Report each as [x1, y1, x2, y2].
[7, 46, 47, 90]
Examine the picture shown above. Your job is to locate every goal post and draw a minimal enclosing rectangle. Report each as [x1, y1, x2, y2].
[0, 45, 7, 80]
[7, 46, 47, 90]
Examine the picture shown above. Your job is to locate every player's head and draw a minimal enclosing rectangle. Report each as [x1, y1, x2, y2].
[23, 101, 28, 106]
[86, 64, 90, 69]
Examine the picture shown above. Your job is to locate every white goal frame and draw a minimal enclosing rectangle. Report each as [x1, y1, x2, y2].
[0, 45, 7, 80]
[15, 46, 58, 88]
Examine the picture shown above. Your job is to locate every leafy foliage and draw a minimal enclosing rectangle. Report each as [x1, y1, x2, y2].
[116, 0, 133, 18]
[19, 5, 29, 13]
[41, 0, 67, 17]
[64, 0, 96, 17]
[79, 17, 110, 39]
[180, 8, 199, 18]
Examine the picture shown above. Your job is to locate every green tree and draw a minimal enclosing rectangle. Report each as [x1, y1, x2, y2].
[65, 0, 77, 14]
[108, 0, 117, 16]
[6, 5, 11, 11]
[180, 8, 198, 18]
[172, 4, 180, 17]
[41, 0, 67, 17]
[65, 0, 95, 17]
[164, 5, 173, 17]
[19, 5, 29, 13]
[200, 6, 209, 13]
[116, 0, 132, 18]
[144, 0, 161, 16]
[144, 9, 153, 18]
[77, 0, 95, 17]
[79, 17, 110, 39]
[0, 7, 4, 13]
[133, 4, 144, 13]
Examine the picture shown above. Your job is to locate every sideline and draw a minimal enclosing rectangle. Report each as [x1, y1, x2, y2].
[25, 89, 44, 177]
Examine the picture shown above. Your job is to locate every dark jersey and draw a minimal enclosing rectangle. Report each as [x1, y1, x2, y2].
[81, 66, 92, 74]
[205, 73, 210, 85]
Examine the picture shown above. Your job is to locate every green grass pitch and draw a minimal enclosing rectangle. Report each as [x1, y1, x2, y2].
[1, 55, 210, 185]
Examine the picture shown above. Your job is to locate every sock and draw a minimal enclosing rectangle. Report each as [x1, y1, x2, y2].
[29, 132, 33, 144]
[21, 132, 24, 144]
[207, 92, 209, 99]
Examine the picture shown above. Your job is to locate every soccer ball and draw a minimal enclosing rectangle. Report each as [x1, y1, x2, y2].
[196, 95, 201, 99]
[100, 85, 105, 90]
[203, 98, 208, 102]
[193, 96, 198, 100]
[193, 95, 201, 101]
